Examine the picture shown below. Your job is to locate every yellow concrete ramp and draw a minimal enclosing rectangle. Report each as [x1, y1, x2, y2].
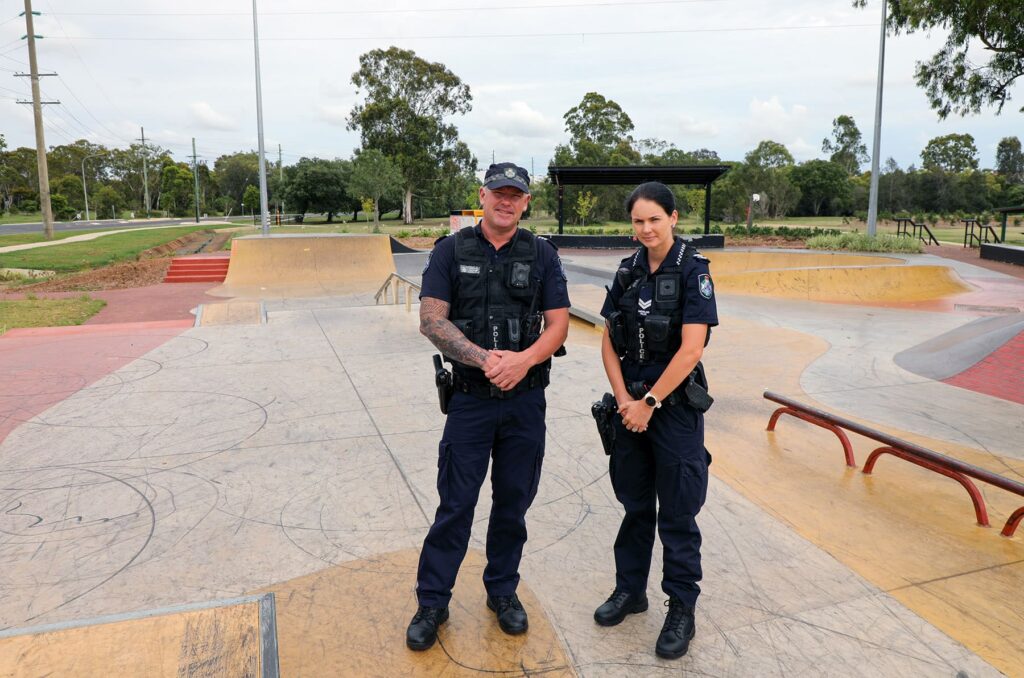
[210, 234, 396, 299]
[260, 548, 574, 677]
[702, 250, 900, 274]
[0, 594, 277, 677]
[715, 264, 972, 302]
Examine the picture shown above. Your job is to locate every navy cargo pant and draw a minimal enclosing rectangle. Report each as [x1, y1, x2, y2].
[609, 401, 709, 605]
[416, 387, 546, 608]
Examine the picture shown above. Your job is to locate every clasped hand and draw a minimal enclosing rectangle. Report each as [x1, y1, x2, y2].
[483, 350, 533, 391]
[617, 398, 652, 433]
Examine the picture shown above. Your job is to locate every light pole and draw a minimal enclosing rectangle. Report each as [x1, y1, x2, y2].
[80, 152, 106, 221]
[866, 0, 887, 237]
[251, 0, 270, 235]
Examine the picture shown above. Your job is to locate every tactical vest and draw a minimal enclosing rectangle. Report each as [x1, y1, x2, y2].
[606, 237, 698, 364]
[447, 226, 549, 390]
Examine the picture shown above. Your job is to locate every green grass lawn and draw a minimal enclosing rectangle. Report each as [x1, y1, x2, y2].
[0, 295, 106, 335]
[0, 226, 225, 272]
[0, 229, 98, 248]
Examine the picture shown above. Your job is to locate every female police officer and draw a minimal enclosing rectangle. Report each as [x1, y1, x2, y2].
[593, 181, 717, 659]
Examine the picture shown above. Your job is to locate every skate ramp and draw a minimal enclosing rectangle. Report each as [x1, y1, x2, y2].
[702, 250, 899, 274]
[209, 233, 395, 299]
[262, 549, 572, 677]
[0, 594, 277, 677]
[714, 264, 971, 302]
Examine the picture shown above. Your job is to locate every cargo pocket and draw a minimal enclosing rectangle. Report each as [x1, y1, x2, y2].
[437, 442, 453, 504]
[674, 453, 708, 517]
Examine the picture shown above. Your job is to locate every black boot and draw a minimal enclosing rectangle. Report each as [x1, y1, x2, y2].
[486, 594, 528, 635]
[655, 598, 695, 659]
[593, 589, 649, 626]
[406, 605, 449, 651]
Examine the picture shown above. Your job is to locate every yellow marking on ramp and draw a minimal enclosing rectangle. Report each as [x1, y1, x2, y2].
[198, 301, 264, 326]
[702, 250, 901, 273]
[702, 315, 1024, 677]
[210, 233, 396, 299]
[713, 264, 972, 302]
[0, 599, 263, 677]
[259, 548, 574, 677]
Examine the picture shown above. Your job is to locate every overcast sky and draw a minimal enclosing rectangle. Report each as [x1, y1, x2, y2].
[0, 0, 1019, 177]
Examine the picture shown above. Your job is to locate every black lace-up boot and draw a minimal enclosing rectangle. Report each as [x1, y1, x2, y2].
[655, 598, 695, 659]
[486, 593, 528, 634]
[406, 605, 449, 651]
[593, 589, 649, 626]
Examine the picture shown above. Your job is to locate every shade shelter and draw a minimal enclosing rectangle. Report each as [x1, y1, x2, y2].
[547, 165, 730, 234]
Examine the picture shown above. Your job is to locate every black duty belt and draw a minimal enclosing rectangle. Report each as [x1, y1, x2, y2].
[453, 368, 549, 400]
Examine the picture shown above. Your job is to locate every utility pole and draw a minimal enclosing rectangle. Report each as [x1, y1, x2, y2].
[191, 138, 201, 224]
[250, 0, 270, 235]
[866, 0, 887, 237]
[137, 127, 151, 218]
[20, 0, 54, 238]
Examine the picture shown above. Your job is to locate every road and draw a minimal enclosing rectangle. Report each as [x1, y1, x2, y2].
[0, 216, 250, 236]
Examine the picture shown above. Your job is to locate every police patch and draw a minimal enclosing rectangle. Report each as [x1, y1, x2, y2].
[556, 255, 567, 281]
[459, 264, 481, 275]
[504, 167, 517, 178]
[422, 251, 432, 274]
[698, 273, 713, 299]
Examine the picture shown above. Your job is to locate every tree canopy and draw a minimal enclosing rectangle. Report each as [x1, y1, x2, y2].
[920, 133, 979, 173]
[563, 92, 635, 149]
[822, 115, 869, 174]
[348, 46, 472, 224]
[995, 136, 1024, 183]
[855, 0, 1024, 117]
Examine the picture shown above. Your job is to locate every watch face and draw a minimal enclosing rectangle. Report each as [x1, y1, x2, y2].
[645, 395, 657, 406]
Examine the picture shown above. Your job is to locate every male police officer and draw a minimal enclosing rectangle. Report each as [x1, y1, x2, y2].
[406, 163, 570, 651]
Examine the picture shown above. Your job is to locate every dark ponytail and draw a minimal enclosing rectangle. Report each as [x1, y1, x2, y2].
[624, 181, 675, 217]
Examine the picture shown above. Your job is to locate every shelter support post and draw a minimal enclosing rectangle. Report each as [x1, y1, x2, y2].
[704, 182, 712, 234]
[557, 183, 565, 235]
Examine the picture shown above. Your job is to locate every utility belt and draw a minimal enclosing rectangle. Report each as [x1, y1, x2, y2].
[624, 362, 714, 413]
[452, 363, 550, 400]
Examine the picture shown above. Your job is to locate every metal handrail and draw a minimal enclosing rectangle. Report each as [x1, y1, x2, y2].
[763, 390, 1024, 537]
[374, 272, 421, 311]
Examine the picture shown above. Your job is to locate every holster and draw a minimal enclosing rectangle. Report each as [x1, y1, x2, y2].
[591, 393, 618, 455]
[624, 362, 714, 412]
[433, 354, 454, 414]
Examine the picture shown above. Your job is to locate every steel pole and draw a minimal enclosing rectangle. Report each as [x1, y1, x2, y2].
[866, 0, 887, 237]
[251, 0, 270, 236]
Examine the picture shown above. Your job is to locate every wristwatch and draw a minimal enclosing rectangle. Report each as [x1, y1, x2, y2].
[643, 392, 662, 409]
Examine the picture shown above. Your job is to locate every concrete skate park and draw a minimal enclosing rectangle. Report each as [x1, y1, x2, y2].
[1, 232, 1022, 677]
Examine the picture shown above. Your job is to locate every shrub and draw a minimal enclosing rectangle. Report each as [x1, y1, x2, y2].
[806, 232, 922, 253]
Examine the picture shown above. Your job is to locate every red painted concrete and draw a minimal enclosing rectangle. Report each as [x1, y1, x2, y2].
[164, 255, 230, 283]
[0, 320, 192, 445]
[944, 329, 1024, 405]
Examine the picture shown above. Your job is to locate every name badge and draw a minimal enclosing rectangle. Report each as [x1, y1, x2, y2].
[459, 264, 481, 275]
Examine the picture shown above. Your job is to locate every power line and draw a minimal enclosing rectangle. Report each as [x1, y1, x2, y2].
[41, 0, 134, 133]
[50, 0, 730, 18]
[43, 23, 880, 42]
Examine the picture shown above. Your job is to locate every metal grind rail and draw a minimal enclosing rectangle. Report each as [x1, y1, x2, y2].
[763, 390, 1024, 537]
[374, 272, 421, 311]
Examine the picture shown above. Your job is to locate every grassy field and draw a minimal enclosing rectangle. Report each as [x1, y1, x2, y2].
[0, 225, 226, 272]
[0, 229, 101, 248]
[0, 295, 106, 335]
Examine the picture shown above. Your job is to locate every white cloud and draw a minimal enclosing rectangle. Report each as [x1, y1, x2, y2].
[189, 102, 238, 131]
[742, 96, 815, 157]
[675, 115, 720, 138]
[317, 103, 352, 127]
[487, 101, 560, 139]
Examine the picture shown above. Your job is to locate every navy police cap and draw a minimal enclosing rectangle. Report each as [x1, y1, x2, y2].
[483, 162, 530, 194]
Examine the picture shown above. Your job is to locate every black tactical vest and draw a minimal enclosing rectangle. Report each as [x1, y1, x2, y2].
[447, 226, 548, 386]
[607, 237, 696, 364]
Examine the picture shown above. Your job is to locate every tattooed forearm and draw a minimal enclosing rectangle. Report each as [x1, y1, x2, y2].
[420, 297, 490, 368]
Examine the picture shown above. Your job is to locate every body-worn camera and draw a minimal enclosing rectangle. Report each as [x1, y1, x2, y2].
[509, 262, 531, 289]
